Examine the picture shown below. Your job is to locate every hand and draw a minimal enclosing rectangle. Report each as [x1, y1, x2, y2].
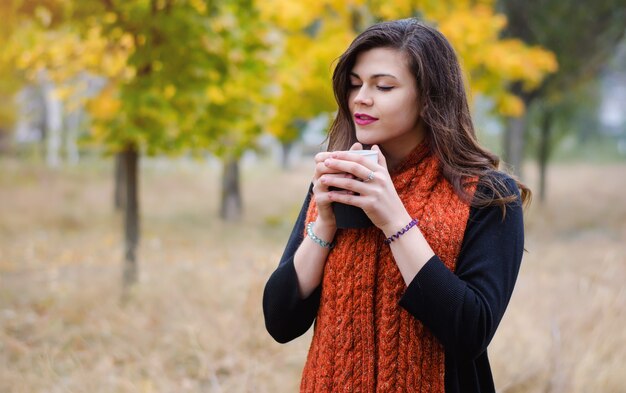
[311, 145, 362, 229]
[319, 144, 412, 236]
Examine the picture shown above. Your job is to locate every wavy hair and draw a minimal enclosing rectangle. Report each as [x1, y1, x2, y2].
[327, 18, 531, 210]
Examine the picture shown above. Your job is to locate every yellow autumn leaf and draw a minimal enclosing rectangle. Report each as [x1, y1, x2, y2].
[52, 86, 73, 101]
[498, 94, 525, 117]
[89, 87, 121, 120]
[164, 84, 176, 99]
[206, 86, 226, 104]
[189, 0, 207, 14]
[104, 12, 117, 24]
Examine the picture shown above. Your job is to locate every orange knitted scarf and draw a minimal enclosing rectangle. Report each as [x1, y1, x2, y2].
[301, 142, 474, 392]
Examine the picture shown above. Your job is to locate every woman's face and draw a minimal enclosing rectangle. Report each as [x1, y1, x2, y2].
[348, 47, 424, 160]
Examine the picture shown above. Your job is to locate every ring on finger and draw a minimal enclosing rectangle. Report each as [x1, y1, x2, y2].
[363, 171, 375, 183]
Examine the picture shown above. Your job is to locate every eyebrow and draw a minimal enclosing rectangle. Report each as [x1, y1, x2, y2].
[350, 71, 398, 80]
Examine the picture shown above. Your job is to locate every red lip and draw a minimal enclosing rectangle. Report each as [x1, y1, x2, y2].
[354, 113, 379, 126]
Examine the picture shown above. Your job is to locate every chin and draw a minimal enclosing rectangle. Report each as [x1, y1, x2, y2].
[355, 131, 382, 146]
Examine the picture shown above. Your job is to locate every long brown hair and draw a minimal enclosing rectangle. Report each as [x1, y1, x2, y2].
[327, 18, 531, 210]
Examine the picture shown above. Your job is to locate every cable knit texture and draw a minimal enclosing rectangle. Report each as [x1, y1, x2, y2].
[301, 143, 474, 392]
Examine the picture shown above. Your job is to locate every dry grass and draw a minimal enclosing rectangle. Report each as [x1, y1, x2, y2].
[0, 157, 624, 392]
[490, 163, 626, 393]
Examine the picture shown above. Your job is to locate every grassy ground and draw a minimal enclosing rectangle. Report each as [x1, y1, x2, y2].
[0, 156, 624, 392]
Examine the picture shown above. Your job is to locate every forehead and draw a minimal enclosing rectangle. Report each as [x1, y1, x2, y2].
[351, 47, 411, 78]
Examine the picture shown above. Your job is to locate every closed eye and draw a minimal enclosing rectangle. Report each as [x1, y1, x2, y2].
[377, 86, 394, 91]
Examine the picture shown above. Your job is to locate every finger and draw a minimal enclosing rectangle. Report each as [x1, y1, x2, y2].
[321, 174, 367, 195]
[315, 182, 356, 203]
[349, 142, 363, 151]
[330, 150, 379, 171]
[324, 156, 375, 180]
[313, 191, 336, 207]
[371, 145, 388, 169]
[314, 151, 334, 163]
[326, 172, 356, 180]
[327, 189, 367, 208]
[315, 161, 343, 178]
[321, 173, 358, 193]
[312, 176, 328, 194]
[315, 171, 355, 191]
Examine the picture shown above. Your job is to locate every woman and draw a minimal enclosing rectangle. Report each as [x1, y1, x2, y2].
[263, 18, 529, 393]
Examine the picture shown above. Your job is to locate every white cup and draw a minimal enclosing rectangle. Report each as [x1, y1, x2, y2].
[331, 149, 378, 229]
[342, 149, 378, 163]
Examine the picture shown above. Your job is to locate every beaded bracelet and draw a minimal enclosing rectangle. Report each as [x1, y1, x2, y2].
[306, 222, 335, 249]
[384, 218, 419, 245]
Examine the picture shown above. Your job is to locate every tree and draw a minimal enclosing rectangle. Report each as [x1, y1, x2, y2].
[0, 1, 21, 150]
[6, 4, 141, 290]
[7, 0, 274, 290]
[260, 0, 556, 162]
[0, 0, 73, 153]
[259, 2, 355, 167]
[499, 0, 626, 199]
[185, 1, 274, 220]
[83, 0, 274, 284]
[371, 0, 557, 115]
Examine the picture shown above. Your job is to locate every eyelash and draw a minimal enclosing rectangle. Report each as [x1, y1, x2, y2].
[349, 84, 394, 91]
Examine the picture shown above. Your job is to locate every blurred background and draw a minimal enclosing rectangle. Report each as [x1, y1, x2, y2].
[1, 0, 625, 392]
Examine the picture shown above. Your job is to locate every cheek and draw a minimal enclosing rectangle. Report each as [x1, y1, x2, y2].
[388, 113, 418, 131]
[384, 100, 419, 123]
[391, 94, 420, 123]
[347, 92, 357, 109]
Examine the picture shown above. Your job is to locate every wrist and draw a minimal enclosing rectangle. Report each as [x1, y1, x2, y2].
[314, 217, 337, 235]
[381, 213, 413, 238]
[384, 217, 419, 245]
[307, 221, 336, 249]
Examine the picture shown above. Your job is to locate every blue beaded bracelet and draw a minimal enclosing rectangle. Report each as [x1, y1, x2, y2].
[384, 218, 419, 245]
[306, 222, 335, 249]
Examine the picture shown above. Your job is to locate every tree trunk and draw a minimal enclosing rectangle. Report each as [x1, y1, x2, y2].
[64, 107, 81, 165]
[0, 128, 10, 154]
[538, 110, 554, 203]
[114, 153, 126, 211]
[281, 141, 293, 170]
[40, 74, 63, 168]
[220, 157, 242, 221]
[121, 144, 140, 290]
[503, 114, 527, 178]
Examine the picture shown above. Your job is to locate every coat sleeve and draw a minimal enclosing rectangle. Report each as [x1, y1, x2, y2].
[399, 175, 525, 360]
[262, 184, 321, 343]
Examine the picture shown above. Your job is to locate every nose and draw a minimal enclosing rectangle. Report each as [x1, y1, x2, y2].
[352, 86, 373, 106]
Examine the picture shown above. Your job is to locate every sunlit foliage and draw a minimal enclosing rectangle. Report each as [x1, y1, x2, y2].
[2, 0, 557, 152]
[261, 0, 557, 145]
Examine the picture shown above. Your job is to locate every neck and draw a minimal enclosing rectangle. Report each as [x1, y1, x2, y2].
[382, 132, 425, 170]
